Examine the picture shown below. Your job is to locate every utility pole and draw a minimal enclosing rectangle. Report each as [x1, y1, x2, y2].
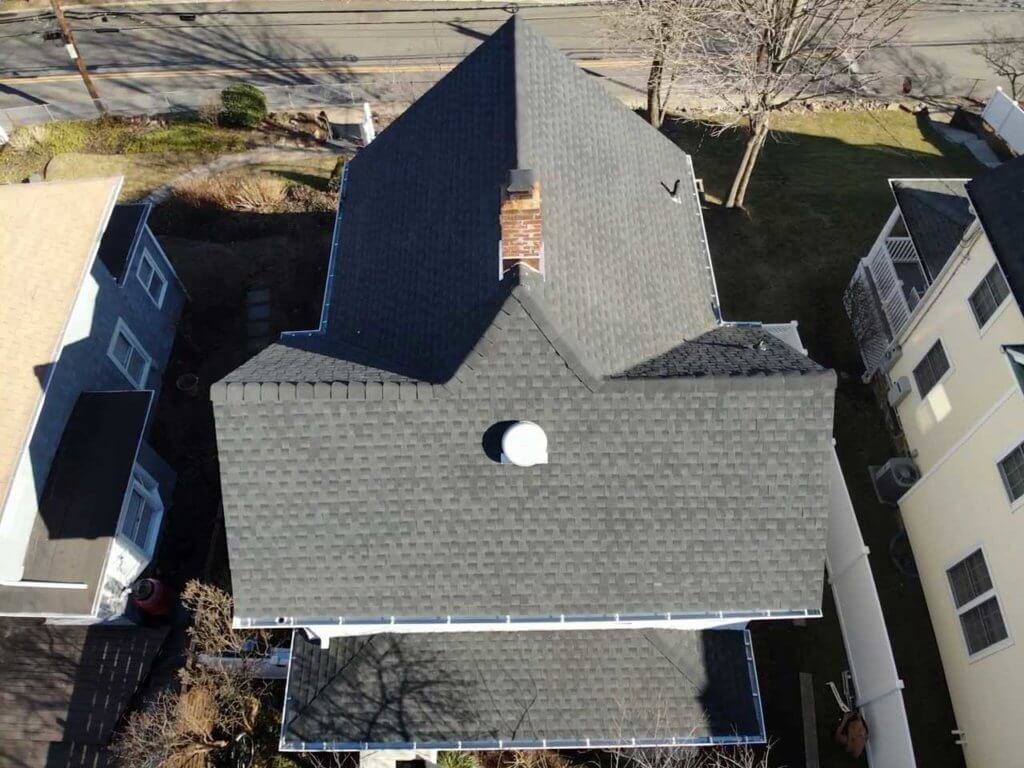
[50, 0, 106, 113]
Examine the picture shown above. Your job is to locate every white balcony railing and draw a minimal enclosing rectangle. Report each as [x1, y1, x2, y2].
[846, 208, 927, 374]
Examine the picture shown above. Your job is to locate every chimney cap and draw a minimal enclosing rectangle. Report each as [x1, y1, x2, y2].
[506, 168, 537, 194]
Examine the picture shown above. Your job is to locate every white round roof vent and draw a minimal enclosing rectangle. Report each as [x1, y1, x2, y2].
[501, 421, 548, 467]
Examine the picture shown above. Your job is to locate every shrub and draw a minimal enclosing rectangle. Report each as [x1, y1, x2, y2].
[327, 157, 346, 193]
[219, 83, 268, 129]
[175, 174, 287, 212]
[439, 752, 480, 768]
[6, 120, 91, 155]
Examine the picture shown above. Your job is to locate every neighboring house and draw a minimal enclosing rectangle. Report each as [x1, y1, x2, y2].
[0, 618, 168, 767]
[845, 158, 1024, 768]
[0, 177, 185, 620]
[213, 18, 837, 753]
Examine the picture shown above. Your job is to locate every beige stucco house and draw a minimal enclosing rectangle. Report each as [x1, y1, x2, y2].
[846, 159, 1024, 768]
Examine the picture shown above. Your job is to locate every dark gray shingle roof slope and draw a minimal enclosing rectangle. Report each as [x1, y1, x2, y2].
[231, 15, 717, 385]
[967, 156, 1024, 309]
[0, 619, 168, 767]
[615, 326, 822, 378]
[283, 629, 762, 748]
[891, 179, 973, 281]
[214, 291, 835, 622]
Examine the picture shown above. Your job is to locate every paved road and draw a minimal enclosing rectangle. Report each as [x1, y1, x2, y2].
[1, 0, 1023, 111]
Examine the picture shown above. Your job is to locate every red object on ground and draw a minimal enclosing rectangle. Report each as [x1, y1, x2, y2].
[131, 578, 176, 617]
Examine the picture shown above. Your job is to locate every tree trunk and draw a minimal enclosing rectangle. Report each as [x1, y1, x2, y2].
[726, 114, 770, 209]
[647, 48, 666, 129]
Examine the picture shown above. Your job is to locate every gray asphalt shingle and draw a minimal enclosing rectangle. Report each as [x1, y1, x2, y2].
[212, 18, 836, 625]
[283, 629, 762, 748]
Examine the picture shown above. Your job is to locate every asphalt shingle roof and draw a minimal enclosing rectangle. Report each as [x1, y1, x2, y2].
[891, 179, 973, 281]
[283, 628, 762, 748]
[212, 18, 836, 625]
[0, 619, 168, 766]
[966, 156, 1024, 309]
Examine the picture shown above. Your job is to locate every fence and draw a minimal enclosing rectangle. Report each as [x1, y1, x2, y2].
[0, 80, 437, 134]
[982, 87, 1024, 156]
[826, 449, 917, 768]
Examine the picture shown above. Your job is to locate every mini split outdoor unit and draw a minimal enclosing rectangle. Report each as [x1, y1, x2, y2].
[871, 458, 921, 506]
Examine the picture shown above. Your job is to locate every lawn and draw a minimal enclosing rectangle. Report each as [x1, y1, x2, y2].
[0, 117, 251, 193]
[668, 109, 973, 768]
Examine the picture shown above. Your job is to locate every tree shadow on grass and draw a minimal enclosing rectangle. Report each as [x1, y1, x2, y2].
[663, 111, 974, 768]
[661, 112, 979, 374]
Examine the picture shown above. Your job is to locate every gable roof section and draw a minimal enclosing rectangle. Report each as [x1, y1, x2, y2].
[0, 619, 167, 761]
[214, 291, 834, 624]
[274, 15, 717, 383]
[890, 178, 973, 281]
[282, 628, 764, 750]
[967, 156, 1024, 308]
[0, 177, 122, 516]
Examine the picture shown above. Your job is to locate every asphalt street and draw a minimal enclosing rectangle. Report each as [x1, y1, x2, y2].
[1, 0, 1023, 111]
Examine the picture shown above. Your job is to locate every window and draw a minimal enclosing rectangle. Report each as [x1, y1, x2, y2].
[136, 249, 168, 308]
[912, 340, 950, 397]
[968, 265, 1010, 328]
[119, 468, 163, 552]
[947, 550, 1009, 656]
[998, 441, 1024, 502]
[107, 319, 151, 388]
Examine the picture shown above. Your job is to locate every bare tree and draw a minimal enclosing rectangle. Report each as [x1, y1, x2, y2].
[608, 0, 914, 207]
[705, 0, 915, 208]
[604, 0, 717, 128]
[975, 30, 1024, 101]
[111, 581, 267, 768]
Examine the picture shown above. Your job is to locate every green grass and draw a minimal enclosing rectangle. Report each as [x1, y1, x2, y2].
[668, 109, 978, 372]
[123, 123, 246, 154]
[0, 117, 250, 186]
[670, 110, 975, 767]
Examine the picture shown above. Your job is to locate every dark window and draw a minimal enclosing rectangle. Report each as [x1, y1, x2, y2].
[998, 442, 1024, 502]
[1006, 346, 1024, 393]
[913, 341, 950, 397]
[947, 549, 993, 608]
[960, 597, 1009, 655]
[948, 550, 1009, 655]
[969, 265, 1010, 328]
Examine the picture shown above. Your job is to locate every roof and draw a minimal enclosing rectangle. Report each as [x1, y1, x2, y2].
[282, 628, 763, 749]
[0, 391, 152, 616]
[966, 156, 1024, 308]
[0, 619, 168, 767]
[215, 291, 834, 624]
[213, 19, 836, 626]
[267, 15, 718, 383]
[0, 177, 122, 515]
[890, 178, 973, 281]
[96, 204, 148, 280]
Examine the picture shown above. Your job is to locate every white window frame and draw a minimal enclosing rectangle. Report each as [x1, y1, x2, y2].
[945, 545, 1013, 662]
[135, 247, 168, 309]
[107, 318, 153, 389]
[117, 464, 164, 556]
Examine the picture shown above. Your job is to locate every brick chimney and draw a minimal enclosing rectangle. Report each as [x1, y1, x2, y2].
[500, 169, 543, 277]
